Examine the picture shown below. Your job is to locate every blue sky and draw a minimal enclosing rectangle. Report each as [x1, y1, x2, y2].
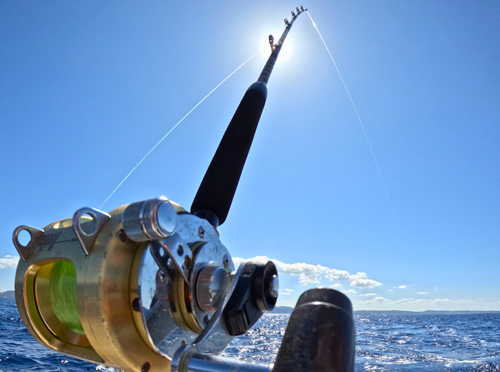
[1, 1, 499, 311]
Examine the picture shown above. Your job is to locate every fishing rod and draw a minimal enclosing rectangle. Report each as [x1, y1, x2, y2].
[12, 6, 355, 372]
[191, 6, 304, 228]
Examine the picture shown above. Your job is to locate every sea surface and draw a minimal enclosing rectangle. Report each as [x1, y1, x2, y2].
[1, 298, 499, 371]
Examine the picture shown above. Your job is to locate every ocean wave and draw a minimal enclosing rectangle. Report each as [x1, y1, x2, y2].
[1, 300, 499, 371]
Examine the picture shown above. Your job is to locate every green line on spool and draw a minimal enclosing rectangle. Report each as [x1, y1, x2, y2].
[50, 262, 85, 335]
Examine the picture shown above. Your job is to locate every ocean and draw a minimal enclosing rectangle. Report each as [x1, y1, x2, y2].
[1, 299, 499, 371]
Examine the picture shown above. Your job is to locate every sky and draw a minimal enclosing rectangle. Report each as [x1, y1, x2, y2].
[1, 1, 499, 312]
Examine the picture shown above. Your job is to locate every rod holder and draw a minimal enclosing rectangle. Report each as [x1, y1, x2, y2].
[273, 288, 356, 372]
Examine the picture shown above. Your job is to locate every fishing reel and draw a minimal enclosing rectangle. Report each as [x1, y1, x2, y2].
[13, 197, 278, 371]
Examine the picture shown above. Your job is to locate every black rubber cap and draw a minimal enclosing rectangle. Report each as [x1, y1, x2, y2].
[273, 288, 356, 372]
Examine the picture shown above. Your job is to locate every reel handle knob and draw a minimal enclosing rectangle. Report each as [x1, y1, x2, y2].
[223, 260, 278, 336]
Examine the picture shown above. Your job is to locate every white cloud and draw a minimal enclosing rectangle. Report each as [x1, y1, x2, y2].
[397, 285, 407, 289]
[350, 278, 382, 288]
[416, 292, 427, 295]
[329, 283, 342, 288]
[232, 257, 248, 267]
[354, 297, 475, 311]
[359, 296, 389, 304]
[280, 288, 294, 295]
[233, 256, 381, 287]
[359, 293, 376, 297]
[341, 289, 356, 294]
[0, 255, 19, 269]
[325, 270, 365, 282]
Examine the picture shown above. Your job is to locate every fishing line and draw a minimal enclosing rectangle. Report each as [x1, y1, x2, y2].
[306, 11, 398, 230]
[99, 50, 261, 209]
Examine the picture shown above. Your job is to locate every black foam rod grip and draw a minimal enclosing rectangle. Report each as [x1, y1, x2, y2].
[191, 81, 268, 226]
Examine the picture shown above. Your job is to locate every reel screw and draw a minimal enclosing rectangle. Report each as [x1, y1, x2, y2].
[203, 315, 210, 325]
[158, 270, 166, 283]
[116, 229, 127, 242]
[141, 362, 151, 372]
[132, 298, 141, 312]
[184, 256, 193, 270]
[198, 226, 205, 238]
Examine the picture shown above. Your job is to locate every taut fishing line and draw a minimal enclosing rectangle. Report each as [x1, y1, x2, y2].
[307, 11, 398, 231]
[99, 50, 260, 209]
